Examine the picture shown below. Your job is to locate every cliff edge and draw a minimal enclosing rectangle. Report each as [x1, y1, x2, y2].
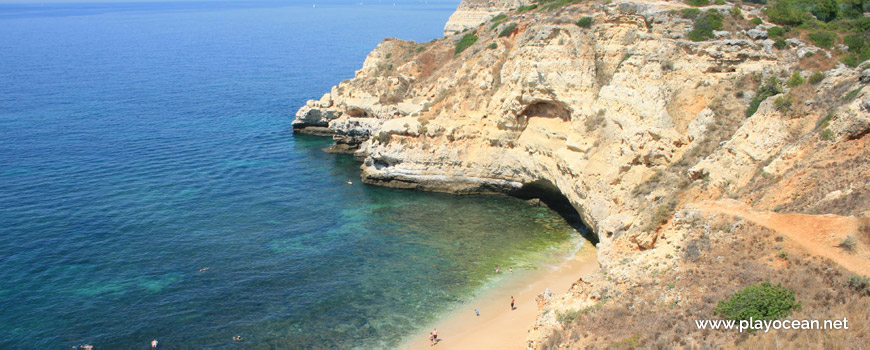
[443, 0, 532, 35]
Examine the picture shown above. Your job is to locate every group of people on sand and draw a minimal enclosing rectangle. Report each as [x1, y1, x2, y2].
[428, 328, 438, 346]
[426, 266, 519, 346]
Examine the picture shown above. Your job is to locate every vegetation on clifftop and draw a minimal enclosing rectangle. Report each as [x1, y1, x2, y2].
[688, 9, 724, 41]
[454, 33, 479, 57]
[760, 0, 870, 66]
[714, 282, 801, 323]
[746, 77, 782, 117]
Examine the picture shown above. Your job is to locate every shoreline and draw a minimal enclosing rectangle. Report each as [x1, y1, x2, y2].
[400, 240, 598, 349]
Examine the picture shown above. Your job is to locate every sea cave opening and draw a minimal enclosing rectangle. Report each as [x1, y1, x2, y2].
[517, 101, 571, 126]
[510, 179, 598, 246]
[347, 108, 372, 118]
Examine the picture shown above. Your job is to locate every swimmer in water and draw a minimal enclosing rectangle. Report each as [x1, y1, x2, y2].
[199, 267, 209, 273]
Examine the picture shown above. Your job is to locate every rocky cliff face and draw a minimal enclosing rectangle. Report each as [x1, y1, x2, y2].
[294, 0, 870, 347]
[443, 0, 531, 35]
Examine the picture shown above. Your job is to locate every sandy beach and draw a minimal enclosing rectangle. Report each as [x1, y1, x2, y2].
[401, 242, 598, 350]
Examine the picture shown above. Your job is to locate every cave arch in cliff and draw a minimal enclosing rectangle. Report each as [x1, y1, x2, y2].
[347, 108, 373, 118]
[511, 179, 598, 245]
[517, 101, 571, 126]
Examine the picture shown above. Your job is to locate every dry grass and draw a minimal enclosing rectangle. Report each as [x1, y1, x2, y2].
[549, 221, 870, 349]
[796, 50, 841, 72]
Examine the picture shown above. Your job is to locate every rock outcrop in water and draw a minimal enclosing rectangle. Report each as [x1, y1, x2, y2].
[295, 0, 870, 347]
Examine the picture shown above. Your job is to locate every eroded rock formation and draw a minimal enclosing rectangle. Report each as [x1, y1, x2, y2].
[294, 0, 870, 347]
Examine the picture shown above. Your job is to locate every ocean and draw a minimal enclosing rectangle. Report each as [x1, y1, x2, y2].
[0, 1, 586, 348]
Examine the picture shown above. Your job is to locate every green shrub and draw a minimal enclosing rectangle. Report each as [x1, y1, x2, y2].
[811, 0, 839, 22]
[816, 112, 832, 129]
[686, 0, 710, 6]
[385, 53, 392, 59]
[454, 33, 479, 57]
[517, 4, 537, 12]
[847, 275, 870, 296]
[576, 16, 593, 28]
[808, 31, 836, 48]
[839, 235, 856, 252]
[682, 7, 701, 18]
[842, 0, 866, 18]
[766, 0, 805, 26]
[372, 131, 391, 144]
[767, 26, 786, 38]
[841, 54, 860, 67]
[777, 250, 788, 259]
[498, 23, 518, 37]
[714, 282, 801, 324]
[618, 53, 631, 67]
[750, 17, 763, 26]
[821, 128, 834, 140]
[490, 14, 508, 29]
[787, 71, 804, 87]
[844, 87, 862, 101]
[688, 9, 724, 41]
[774, 38, 789, 49]
[844, 34, 864, 53]
[808, 71, 825, 84]
[730, 5, 743, 18]
[416, 46, 426, 52]
[487, 42, 498, 50]
[715, 0, 726, 4]
[645, 198, 677, 232]
[774, 94, 792, 110]
[557, 309, 580, 324]
[746, 77, 781, 117]
[537, 0, 583, 11]
[840, 18, 870, 64]
[804, 51, 814, 58]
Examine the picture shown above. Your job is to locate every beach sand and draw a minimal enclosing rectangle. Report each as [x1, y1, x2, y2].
[402, 242, 598, 349]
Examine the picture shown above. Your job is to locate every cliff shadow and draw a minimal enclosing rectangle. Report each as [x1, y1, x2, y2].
[510, 179, 598, 246]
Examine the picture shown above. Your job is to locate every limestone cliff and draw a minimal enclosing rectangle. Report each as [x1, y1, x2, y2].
[443, 0, 531, 35]
[294, 0, 870, 347]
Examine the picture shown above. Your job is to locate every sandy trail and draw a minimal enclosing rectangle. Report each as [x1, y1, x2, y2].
[694, 199, 868, 275]
[401, 244, 598, 350]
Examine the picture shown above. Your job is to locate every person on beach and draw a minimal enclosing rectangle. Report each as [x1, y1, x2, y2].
[475, 308, 480, 316]
[511, 296, 515, 310]
[432, 328, 438, 344]
[151, 339, 158, 348]
[510, 267, 513, 274]
[495, 265, 499, 274]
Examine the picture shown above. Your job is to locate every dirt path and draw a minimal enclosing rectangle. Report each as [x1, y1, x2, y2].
[693, 199, 868, 275]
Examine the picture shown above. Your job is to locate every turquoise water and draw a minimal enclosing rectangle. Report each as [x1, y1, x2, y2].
[0, 1, 584, 348]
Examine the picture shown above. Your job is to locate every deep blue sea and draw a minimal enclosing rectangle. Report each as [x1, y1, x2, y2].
[0, 1, 584, 348]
